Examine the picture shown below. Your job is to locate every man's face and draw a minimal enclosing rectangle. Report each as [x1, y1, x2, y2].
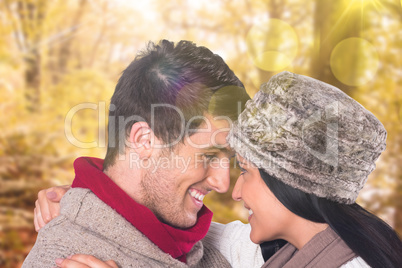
[140, 114, 233, 228]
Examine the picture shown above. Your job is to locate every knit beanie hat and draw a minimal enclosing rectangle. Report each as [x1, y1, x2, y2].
[227, 71, 387, 204]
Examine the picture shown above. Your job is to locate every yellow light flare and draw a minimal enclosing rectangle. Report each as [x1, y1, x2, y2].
[330, 37, 379, 86]
[349, 0, 383, 9]
[246, 19, 298, 72]
[325, 0, 385, 45]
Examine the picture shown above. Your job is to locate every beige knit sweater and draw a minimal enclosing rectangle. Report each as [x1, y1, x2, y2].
[22, 188, 231, 268]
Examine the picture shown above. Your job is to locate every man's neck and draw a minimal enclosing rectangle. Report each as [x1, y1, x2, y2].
[103, 159, 144, 205]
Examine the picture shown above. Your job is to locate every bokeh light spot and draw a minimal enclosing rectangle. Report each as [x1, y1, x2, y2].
[330, 38, 379, 86]
[254, 51, 291, 71]
[246, 19, 298, 72]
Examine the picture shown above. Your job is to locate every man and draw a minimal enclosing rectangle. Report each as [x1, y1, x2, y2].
[23, 40, 251, 267]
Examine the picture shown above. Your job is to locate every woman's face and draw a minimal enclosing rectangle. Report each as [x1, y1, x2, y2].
[232, 154, 295, 244]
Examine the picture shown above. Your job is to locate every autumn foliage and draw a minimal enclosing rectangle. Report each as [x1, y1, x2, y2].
[0, 0, 401, 267]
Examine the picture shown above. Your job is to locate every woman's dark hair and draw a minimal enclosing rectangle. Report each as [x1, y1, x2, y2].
[259, 169, 402, 267]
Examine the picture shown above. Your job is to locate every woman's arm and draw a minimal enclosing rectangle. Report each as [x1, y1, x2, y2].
[203, 221, 264, 268]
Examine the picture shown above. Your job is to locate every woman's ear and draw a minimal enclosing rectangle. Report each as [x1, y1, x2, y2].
[128, 122, 154, 158]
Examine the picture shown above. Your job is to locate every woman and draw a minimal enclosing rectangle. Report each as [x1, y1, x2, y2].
[36, 72, 402, 267]
[224, 71, 402, 267]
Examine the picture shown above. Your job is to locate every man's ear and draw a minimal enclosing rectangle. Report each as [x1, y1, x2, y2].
[128, 122, 155, 158]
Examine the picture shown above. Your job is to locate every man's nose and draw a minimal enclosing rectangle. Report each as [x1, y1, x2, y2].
[206, 163, 230, 193]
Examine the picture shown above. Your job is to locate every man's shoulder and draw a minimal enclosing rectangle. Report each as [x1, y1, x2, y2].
[60, 188, 127, 230]
[55, 187, 150, 245]
[23, 188, 160, 267]
[24, 188, 204, 268]
[59, 188, 91, 219]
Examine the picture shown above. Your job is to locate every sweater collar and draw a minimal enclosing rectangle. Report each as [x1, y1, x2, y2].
[71, 157, 213, 263]
[261, 228, 357, 268]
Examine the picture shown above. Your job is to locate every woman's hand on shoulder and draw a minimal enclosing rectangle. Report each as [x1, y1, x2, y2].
[55, 255, 118, 268]
[34, 185, 71, 231]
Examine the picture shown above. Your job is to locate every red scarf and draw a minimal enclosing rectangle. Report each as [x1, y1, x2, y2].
[71, 157, 213, 263]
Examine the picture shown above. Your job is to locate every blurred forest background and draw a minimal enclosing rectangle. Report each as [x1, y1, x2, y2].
[0, 0, 401, 267]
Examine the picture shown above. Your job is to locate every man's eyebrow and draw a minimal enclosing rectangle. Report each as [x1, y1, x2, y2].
[202, 146, 234, 156]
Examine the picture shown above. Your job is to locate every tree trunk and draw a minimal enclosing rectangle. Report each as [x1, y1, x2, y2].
[311, 0, 362, 93]
[257, 0, 285, 84]
[17, 0, 47, 112]
[24, 50, 41, 112]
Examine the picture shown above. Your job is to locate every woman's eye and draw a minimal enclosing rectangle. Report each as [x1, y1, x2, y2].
[239, 167, 247, 175]
[236, 160, 247, 175]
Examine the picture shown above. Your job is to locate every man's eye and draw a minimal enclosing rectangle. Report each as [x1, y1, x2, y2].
[203, 154, 217, 161]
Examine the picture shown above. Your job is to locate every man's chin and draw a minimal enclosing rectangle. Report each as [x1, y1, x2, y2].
[164, 214, 198, 229]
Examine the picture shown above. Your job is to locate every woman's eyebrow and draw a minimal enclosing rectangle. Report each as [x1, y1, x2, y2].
[236, 159, 247, 167]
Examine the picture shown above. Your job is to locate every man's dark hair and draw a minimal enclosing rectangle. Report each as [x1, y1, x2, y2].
[104, 40, 250, 169]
